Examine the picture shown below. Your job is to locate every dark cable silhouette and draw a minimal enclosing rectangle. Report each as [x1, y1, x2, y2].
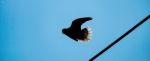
[62, 17, 92, 42]
[89, 15, 150, 61]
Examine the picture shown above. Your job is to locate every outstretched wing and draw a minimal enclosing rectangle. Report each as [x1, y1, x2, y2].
[70, 17, 92, 30]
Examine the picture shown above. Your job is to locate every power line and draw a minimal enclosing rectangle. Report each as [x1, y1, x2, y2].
[89, 15, 150, 61]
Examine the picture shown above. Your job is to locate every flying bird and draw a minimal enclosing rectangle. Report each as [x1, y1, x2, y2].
[62, 17, 92, 42]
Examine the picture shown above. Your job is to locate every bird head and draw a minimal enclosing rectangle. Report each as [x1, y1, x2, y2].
[62, 28, 68, 35]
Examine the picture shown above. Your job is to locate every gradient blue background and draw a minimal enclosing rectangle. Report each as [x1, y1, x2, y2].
[0, 0, 150, 61]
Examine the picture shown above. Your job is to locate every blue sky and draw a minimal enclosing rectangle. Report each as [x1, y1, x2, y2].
[0, 0, 150, 61]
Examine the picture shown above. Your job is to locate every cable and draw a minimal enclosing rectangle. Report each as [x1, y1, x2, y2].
[89, 15, 150, 61]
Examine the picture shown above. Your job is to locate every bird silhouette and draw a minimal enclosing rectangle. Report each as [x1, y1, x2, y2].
[62, 17, 92, 42]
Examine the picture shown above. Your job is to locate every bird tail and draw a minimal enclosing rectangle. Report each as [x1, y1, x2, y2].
[81, 27, 92, 41]
[87, 27, 92, 40]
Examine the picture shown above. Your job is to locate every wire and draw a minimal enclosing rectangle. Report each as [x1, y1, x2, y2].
[89, 15, 150, 61]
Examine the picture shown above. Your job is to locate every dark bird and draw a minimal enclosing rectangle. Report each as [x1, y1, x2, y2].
[62, 17, 92, 42]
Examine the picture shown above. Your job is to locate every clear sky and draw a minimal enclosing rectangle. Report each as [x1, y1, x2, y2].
[0, 0, 150, 61]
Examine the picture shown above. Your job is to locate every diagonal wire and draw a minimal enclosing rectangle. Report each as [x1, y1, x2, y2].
[89, 15, 150, 61]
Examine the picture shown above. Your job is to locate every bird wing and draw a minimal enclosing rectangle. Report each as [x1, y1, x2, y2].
[70, 17, 92, 30]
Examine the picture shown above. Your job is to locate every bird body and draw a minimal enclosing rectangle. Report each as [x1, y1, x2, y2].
[62, 17, 92, 42]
